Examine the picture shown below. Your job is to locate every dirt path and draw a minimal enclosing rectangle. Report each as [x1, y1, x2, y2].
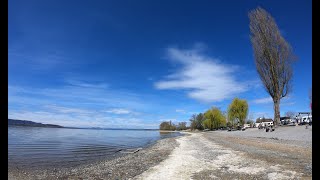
[134, 132, 306, 180]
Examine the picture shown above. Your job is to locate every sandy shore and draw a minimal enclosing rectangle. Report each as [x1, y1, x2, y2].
[9, 126, 312, 179]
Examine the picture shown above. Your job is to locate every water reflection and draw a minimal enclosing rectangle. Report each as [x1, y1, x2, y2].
[159, 131, 174, 135]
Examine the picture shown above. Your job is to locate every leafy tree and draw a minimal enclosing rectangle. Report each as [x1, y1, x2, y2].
[228, 98, 248, 126]
[202, 119, 213, 130]
[203, 107, 226, 130]
[249, 7, 296, 126]
[159, 121, 176, 130]
[226, 121, 232, 128]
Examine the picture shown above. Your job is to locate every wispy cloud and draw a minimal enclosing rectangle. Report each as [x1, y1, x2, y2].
[158, 118, 177, 122]
[175, 109, 186, 113]
[252, 96, 292, 104]
[105, 108, 132, 114]
[8, 110, 158, 128]
[8, 50, 72, 70]
[281, 102, 296, 106]
[8, 82, 156, 128]
[8, 83, 146, 109]
[252, 97, 273, 104]
[154, 45, 250, 103]
[65, 79, 109, 89]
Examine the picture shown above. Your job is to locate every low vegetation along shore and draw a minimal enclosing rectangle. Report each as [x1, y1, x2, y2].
[9, 125, 311, 180]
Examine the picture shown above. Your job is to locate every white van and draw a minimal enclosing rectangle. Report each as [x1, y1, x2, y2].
[301, 115, 312, 123]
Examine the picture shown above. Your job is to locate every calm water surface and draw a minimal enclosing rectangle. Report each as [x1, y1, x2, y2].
[8, 126, 181, 170]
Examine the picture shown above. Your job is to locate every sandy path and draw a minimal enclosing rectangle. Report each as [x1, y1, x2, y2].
[134, 132, 302, 180]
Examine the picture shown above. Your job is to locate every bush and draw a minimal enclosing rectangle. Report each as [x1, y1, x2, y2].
[159, 121, 176, 130]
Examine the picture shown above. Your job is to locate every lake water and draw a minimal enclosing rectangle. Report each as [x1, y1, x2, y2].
[8, 126, 181, 170]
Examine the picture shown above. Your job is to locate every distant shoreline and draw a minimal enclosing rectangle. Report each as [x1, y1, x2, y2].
[8, 119, 162, 130]
[8, 119, 63, 128]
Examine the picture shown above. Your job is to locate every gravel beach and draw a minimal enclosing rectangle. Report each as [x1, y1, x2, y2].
[8, 136, 180, 180]
[9, 125, 312, 180]
[136, 125, 311, 180]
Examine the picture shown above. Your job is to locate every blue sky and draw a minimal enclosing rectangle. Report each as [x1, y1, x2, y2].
[9, 0, 312, 128]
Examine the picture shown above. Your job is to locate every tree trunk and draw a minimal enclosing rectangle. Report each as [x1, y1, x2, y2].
[273, 99, 280, 127]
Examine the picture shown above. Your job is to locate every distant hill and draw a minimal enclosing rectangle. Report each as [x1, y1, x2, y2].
[8, 119, 63, 128]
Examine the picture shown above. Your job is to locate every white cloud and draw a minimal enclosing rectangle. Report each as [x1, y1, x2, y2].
[8, 85, 147, 109]
[252, 97, 273, 104]
[154, 46, 249, 103]
[282, 102, 295, 106]
[105, 108, 132, 114]
[158, 118, 177, 122]
[8, 110, 96, 127]
[8, 84, 153, 128]
[252, 96, 292, 104]
[8, 110, 158, 129]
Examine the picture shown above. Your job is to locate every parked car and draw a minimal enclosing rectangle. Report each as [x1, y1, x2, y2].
[281, 119, 293, 125]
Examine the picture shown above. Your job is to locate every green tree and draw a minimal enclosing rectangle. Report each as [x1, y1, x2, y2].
[203, 118, 213, 130]
[160, 121, 169, 130]
[249, 7, 296, 126]
[159, 121, 176, 130]
[226, 121, 232, 128]
[228, 98, 249, 126]
[204, 107, 226, 130]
